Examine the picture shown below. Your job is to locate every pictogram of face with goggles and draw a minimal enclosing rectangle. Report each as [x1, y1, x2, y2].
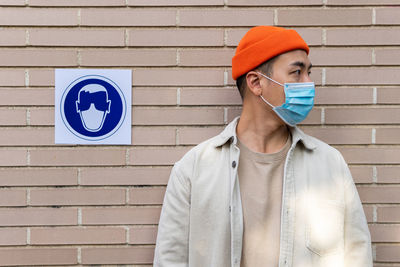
[75, 84, 111, 132]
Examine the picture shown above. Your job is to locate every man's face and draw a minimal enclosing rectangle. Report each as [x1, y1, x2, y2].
[261, 49, 313, 107]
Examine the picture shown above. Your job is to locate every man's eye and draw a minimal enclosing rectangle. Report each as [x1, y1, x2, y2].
[292, 70, 301, 75]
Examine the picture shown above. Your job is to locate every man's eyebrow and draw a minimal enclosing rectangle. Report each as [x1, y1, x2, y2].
[290, 61, 313, 70]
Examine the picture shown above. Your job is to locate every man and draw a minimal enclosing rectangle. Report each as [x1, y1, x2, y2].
[154, 26, 372, 267]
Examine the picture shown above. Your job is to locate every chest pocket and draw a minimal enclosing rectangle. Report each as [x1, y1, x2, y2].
[306, 200, 345, 256]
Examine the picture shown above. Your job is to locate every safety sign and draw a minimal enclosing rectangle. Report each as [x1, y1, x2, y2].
[55, 69, 131, 144]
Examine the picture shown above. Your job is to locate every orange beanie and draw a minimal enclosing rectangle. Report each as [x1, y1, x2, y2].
[232, 26, 309, 80]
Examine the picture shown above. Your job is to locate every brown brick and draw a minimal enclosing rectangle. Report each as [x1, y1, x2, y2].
[179, 48, 234, 67]
[81, 49, 176, 67]
[226, 69, 236, 86]
[363, 205, 374, 222]
[375, 48, 400, 65]
[0, 7, 77, 26]
[0, 228, 26, 246]
[228, 0, 322, 5]
[0, 29, 26, 46]
[180, 9, 273, 26]
[0, 128, 53, 146]
[226, 28, 323, 46]
[315, 87, 373, 105]
[377, 166, 400, 184]
[0, 69, 25, 86]
[30, 188, 126, 206]
[327, 0, 400, 5]
[178, 126, 224, 145]
[132, 127, 176, 145]
[128, 147, 191, 165]
[327, 67, 400, 85]
[0, 248, 77, 266]
[338, 147, 400, 164]
[81, 9, 176, 26]
[225, 28, 249, 46]
[278, 8, 372, 26]
[80, 167, 171, 186]
[0, 49, 77, 67]
[0, 0, 25, 5]
[226, 107, 242, 123]
[293, 28, 324, 46]
[349, 166, 374, 184]
[129, 29, 224, 47]
[133, 88, 177, 106]
[29, 29, 125, 47]
[29, 0, 126, 6]
[325, 107, 400, 124]
[29, 148, 126, 166]
[180, 88, 241, 106]
[0, 89, 54, 106]
[376, 128, 400, 144]
[299, 108, 322, 125]
[28, 69, 54, 86]
[373, 264, 400, 267]
[0, 208, 77, 226]
[29, 108, 53, 126]
[370, 224, 400, 242]
[133, 107, 224, 125]
[0, 149, 26, 166]
[379, 206, 400, 223]
[0, 189, 26, 206]
[129, 187, 166, 204]
[129, 226, 157, 244]
[376, 7, 400, 25]
[358, 186, 400, 203]
[0, 168, 77, 186]
[376, 245, 400, 262]
[31, 227, 126, 245]
[0, 109, 26, 126]
[133, 68, 224, 86]
[311, 68, 324, 86]
[81, 247, 153, 265]
[82, 207, 161, 225]
[377, 87, 400, 104]
[301, 127, 372, 145]
[327, 28, 400, 46]
[309, 48, 372, 66]
[128, 0, 224, 5]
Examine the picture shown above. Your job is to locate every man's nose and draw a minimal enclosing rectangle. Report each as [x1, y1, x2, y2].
[301, 73, 313, 83]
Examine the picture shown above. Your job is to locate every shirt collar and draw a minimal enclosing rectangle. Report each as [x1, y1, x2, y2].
[212, 116, 317, 151]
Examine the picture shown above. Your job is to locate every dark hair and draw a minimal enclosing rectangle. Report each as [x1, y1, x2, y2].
[235, 55, 279, 100]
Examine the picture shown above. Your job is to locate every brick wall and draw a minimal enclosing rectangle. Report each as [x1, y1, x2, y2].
[0, 0, 399, 266]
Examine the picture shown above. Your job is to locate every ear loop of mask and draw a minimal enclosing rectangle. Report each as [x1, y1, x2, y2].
[256, 72, 283, 109]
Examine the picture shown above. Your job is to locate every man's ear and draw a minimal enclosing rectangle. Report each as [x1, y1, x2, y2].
[245, 71, 262, 97]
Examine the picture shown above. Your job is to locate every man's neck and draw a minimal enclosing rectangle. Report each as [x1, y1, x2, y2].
[236, 111, 290, 154]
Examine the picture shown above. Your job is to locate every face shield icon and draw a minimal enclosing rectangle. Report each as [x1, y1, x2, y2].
[75, 84, 111, 132]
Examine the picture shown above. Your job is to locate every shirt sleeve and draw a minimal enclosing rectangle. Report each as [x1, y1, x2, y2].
[153, 163, 191, 267]
[341, 155, 373, 267]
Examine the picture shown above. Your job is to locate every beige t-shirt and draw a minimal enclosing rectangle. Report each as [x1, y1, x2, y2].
[237, 135, 291, 267]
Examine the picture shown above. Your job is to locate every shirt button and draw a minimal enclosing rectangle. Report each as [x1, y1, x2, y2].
[232, 161, 237, 168]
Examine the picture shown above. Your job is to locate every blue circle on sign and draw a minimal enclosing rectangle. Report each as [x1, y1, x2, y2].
[60, 75, 126, 141]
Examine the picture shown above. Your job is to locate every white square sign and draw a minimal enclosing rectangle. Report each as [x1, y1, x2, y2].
[55, 69, 132, 145]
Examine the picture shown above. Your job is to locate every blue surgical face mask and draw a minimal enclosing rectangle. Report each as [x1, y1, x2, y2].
[257, 72, 315, 127]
